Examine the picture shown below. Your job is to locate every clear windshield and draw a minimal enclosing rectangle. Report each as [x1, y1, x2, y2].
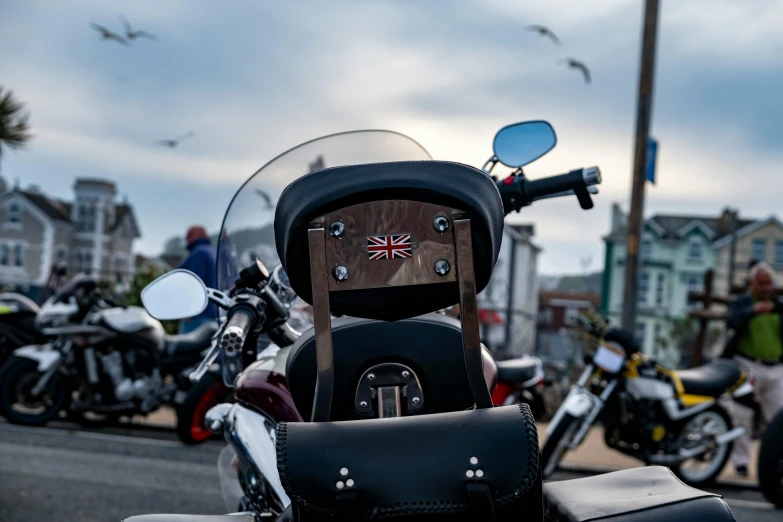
[216, 130, 431, 325]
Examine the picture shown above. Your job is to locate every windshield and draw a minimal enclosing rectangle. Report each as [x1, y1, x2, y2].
[216, 130, 431, 326]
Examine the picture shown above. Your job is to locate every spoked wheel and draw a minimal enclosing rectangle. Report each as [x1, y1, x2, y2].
[541, 412, 579, 478]
[0, 356, 69, 426]
[176, 372, 231, 444]
[674, 406, 732, 486]
[758, 408, 783, 508]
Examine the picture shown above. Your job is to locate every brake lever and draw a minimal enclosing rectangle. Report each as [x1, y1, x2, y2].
[189, 339, 220, 382]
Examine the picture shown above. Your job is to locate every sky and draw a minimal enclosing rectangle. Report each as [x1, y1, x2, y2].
[1, 0, 781, 275]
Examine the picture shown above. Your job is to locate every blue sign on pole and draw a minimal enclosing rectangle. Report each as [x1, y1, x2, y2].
[646, 137, 658, 184]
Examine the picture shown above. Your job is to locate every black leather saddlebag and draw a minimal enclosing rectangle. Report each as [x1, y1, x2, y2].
[276, 404, 542, 522]
[542, 466, 736, 522]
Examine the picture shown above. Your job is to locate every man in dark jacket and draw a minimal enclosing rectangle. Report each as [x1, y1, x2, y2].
[725, 262, 783, 476]
[178, 226, 218, 334]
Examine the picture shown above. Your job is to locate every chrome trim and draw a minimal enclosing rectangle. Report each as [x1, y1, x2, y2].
[582, 166, 602, 185]
[226, 404, 291, 510]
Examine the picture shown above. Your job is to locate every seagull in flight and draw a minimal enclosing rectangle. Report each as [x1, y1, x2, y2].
[155, 131, 195, 148]
[120, 16, 156, 41]
[255, 189, 274, 209]
[560, 58, 591, 85]
[527, 25, 560, 45]
[90, 23, 129, 46]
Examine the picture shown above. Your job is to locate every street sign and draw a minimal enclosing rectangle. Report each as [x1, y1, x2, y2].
[646, 137, 658, 184]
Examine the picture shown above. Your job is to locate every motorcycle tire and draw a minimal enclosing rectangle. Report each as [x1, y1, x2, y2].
[673, 404, 733, 487]
[758, 407, 783, 508]
[176, 372, 231, 445]
[0, 356, 69, 426]
[541, 412, 578, 479]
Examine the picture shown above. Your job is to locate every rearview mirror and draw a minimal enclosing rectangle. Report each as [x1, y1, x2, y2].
[493, 121, 557, 168]
[141, 269, 209, 320]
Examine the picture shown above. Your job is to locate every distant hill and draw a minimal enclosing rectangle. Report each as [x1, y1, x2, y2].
[540, 271, 602, 294]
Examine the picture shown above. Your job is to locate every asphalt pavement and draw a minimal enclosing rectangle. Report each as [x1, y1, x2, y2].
[0, 420, 778, 522]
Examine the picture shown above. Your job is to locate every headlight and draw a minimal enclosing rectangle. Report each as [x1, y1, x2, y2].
[593, 341, 626, 374]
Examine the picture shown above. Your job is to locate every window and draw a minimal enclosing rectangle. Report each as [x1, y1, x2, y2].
[641, 238, 653, 259]
[74, 251, 82, 269]
[83, 252, 93, 274]
[635, 321, 646, 344]
[0, 245, 8, 266]
[56, 247, 67, 263]
[13, 245, 23, 267]
[638, 271, 650, 304]
[653, 322, 662, 354]
[7, 203, 20, 224]
[687, 237, 703, 263]
[655, 273, 665, 306]
[776, 241, 783, 268]
[751, 238, 767, 263]
[77, 203, 97, 233]
[687, 275, 703, 294]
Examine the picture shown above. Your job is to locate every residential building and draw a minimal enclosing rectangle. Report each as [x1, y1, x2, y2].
[538, 291, 601, 332]
[478, 224, 541, 358]
[713, 215, 783, 296]
[0, 178, 141, 297]
[601, 204, 752, 366]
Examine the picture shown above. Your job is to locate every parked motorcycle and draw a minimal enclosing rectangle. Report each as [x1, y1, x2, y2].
[541, 314, 754, 485]
[126, 122, 736, 522]
[0, 273, 219, 427]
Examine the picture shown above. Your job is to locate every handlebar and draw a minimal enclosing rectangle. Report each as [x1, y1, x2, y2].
[220, 305, 256, 356]
[496, 166, 602, 214]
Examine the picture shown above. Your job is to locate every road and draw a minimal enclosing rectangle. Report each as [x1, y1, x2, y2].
[0, 421, 778, 522]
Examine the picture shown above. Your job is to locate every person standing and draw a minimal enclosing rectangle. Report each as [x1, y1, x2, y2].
[724, 262, 783, 476]
[177, 226, 218, 334]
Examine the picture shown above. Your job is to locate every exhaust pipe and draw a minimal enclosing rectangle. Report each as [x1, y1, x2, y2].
[649, 427, 745, 464]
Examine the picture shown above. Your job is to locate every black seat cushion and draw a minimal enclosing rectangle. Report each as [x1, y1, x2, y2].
[496, 358, 539, 384]
[165, 321, 218, 356]
[124, 516, 254, 522]
[543, 466, 735, 522]
[274, 160, 504, 321]
[277, 404, 542, 522]
[677, 360, 742, 398]
[286, 314, 496, 420]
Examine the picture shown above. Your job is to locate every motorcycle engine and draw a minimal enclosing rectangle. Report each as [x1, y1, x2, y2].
[99, 348, 156, 403]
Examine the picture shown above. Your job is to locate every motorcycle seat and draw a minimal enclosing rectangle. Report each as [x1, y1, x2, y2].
[122, 513, 256, 522]
[676, 360, 742, 398]
[543, 466, 735, 522]
[165, 322, 218, 356]
[496, 358, 539, 384]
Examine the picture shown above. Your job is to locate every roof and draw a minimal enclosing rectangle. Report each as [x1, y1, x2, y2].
[713, 215, 783, 249]
[18, 190, 72, 221]
[605, 209, 757, 244]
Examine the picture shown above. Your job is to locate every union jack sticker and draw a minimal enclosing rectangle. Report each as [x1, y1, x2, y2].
[367, 234, 412, 260]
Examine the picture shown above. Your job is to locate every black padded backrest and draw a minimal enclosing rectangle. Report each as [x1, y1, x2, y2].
[286, 313, 492, 421]
[277, 404, 542, 522]
[274, 160, 504, 321]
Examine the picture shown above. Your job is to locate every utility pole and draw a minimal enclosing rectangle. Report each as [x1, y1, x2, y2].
[621, 0, 661, 332]
[727, 209, 738, 292]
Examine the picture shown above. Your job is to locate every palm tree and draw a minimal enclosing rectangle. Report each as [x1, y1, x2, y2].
[0, 87, 33, 166]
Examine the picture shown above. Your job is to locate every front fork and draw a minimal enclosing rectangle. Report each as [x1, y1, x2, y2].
[30, 340, 72, 397]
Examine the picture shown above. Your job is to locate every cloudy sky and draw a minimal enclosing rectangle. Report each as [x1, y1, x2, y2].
[1, 0, 781, 274]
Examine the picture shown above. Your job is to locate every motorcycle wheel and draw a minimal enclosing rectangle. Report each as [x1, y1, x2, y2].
[673, 405, 732, 486]
[540, 412, 578, 478]
[176, 372, 231, 444]
[0, 356, 69, 426]
[758, 408, 783, 507]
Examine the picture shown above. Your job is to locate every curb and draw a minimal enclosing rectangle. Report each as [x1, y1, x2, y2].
[558, 463, 760, 492]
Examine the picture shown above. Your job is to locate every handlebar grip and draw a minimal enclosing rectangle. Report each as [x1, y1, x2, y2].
[220, 306, 255, 356]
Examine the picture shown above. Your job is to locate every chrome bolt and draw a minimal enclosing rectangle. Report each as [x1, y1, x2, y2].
[434, 259, 450, 276]
[412, 397, 421, 405]
[333, 265, 349, 282]
[432, 216, 450, 234]
[359, 400, 368, 408]
[329, 221, 345, 238]
[401, 370, 410, 379]
[367, 373, 375, 381]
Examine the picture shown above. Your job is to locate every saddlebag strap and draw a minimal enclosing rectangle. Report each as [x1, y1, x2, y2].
[276, 404, 541, 521]
[466, 482, 495, 522]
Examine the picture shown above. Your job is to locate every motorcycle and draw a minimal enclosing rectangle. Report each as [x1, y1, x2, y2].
[540, 314, 754, 486]
[126, 122, 737, 522]
[757, 394, 783, 507]
[0, 273, 219, 427]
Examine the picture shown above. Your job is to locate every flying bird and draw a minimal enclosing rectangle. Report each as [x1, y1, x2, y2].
[560, 58, 591, 85]
[90, 22, 129, 46]
[255, 189, 274, 209]
[155, 131, 194, 148]
[120, 16, 156, 41]
[527, 24, 560, 45]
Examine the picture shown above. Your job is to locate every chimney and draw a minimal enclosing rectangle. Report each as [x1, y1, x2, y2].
[611, 203, 627, 232]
